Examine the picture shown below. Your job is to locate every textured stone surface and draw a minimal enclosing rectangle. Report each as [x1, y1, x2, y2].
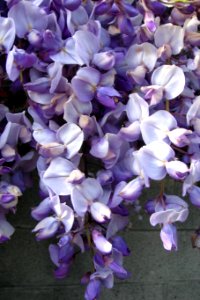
[0, 229, 91, 287]
[0, 229, 199, 288]
[0, 180, 200, 299]
[1, 282, 200, 300]
[0, 284, 163, 300]
[0, 288, 54, 300]
[163, 281, 200, 300]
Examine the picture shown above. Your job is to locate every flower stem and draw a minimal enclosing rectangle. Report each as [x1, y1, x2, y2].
[165, 100, 170, 112]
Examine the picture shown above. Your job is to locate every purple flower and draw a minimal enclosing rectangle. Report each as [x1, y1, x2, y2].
[165, 160, 189, 180]
[24, 62, 66, 94]
[56, 123, 84, 158]
[90, 267, 113, 289]
[51, 30, 100, 66]
[0, 105, 9, 122]
[119, 176, 144, 201]
[187, 96, 200, 134]
[71, 67, 101, 102]
[6, 111, 32, 143]
[111, 236, 130, 256]
[49, 236, 74, 279]
[140, 110, 177, 144]
[119, 93, 149, 141]
[85, 279, 101, 300]
[150, 195, 189, 226]
[32, 215, 59, 240]
[90, 133, 122, 169]
[92, 229, 112, 254]
[0, 212, 15, 243]
[73, 30, 100, 65]
[32, 195, 74, 240]
[62, 0, 81, 11]
[109, 182, 126, 208]
[137, 141, 175, 181]
[33, 122, 84, 158]
[142, 65, 185, 104]
[183, 155, 200, 195]
[31, 197, 52, 221]
[6, 46, 37, 81]
[1, 0, 200, 297]
[64, 95, 92, 124]
[71, 66, 120, 108]
[187, 48, 200, 75]
[168, 128, 192, 147]
[144, 10, 157, 32]
[0, 181, 21, 209]
[92, 51, 115, 70]
[154, 24, 184, 55]
[126, 93, 149, 123]
[106, 214, 129, 239]
[90, 202, 111, 223]
[0, 121, 21, 149]
[188, 185, 200, 208]
[0, 17, 15, 52]
[71, 178, 111, 221]
[8, 0, 48, 38]
[42, 157, 78, 195]
[160, 224, 178, 251]
[92, 248, 129, 282]
[94, 0, 113, 15]
[125, 43, 158, 72]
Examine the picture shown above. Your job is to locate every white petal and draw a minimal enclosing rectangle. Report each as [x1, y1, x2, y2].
[90, 202, 111, 222]
[152, 65, 185, 100]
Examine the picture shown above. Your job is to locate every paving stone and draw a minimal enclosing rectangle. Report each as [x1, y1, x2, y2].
[163, 281, 200, 300]
[0, 287, 54, 300]
[0, 229, 91, 287]
[0, 284, 164, 300]
[1, 282, 200, 300]
[53, 283, 164, 300]
[101, 283, 163, 300]
[0, 229, 199, 288]
[124, 230, 200, 283]
[1, 177, 200, 300]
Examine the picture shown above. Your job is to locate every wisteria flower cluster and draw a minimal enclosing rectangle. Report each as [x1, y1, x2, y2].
[0, 0, 200, 298]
